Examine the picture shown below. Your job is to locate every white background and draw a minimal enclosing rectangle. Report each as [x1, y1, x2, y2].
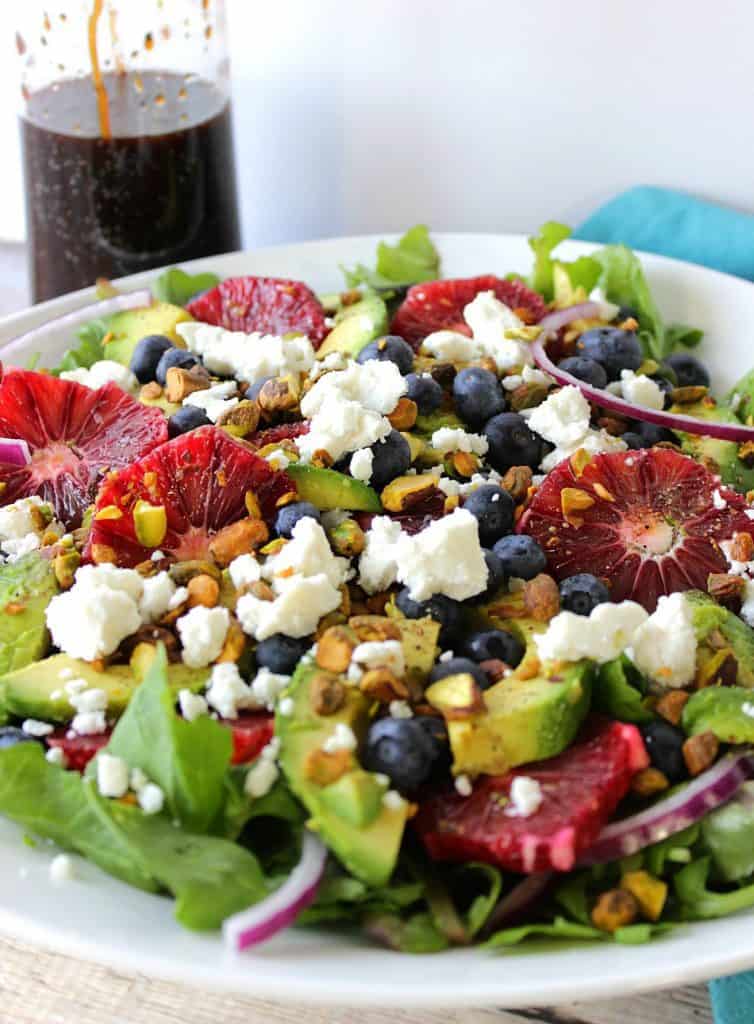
[1, 0, 753, 246]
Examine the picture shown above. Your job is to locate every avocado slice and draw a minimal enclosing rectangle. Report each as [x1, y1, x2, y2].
[0, 553, 58, 677]
[104, 302, 194, 367]
[671, 400, 754, 492]
[701, 781, 754, 882]
[316, 292, 388, 358]
[286, 464, 381, 512]
[685, 590, 754, 687]
[0, 653, 208, 723]
[432, 611, 592, 776]
[682, 686, 754, 744]
[413, 409, 465, 438]
[726, 369, 754, 425]
[276, 661, 409, 886]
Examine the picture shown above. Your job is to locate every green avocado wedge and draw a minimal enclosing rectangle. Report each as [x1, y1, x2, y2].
[684, 590, 754, 688]
[0, 552, 58, 679]
[316, 292, 388, 359]
[671, 400, 754, 492]
[276, 660, 409, 887]
[682, 687, 754, 744]
[0, 652, 209, 724]
[286, 463, 382, 512]
[104, 302, 193, 366]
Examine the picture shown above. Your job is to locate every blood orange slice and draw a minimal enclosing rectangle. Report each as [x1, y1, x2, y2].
[0, 369, 167, 528]
[88, 426, 294, 566]
[390, 275, 546, 348]
[518, 448, 753, 611]
[414, 719, 647, 873]
[186, 276, 329, 347]
[226, 712, 275, 765]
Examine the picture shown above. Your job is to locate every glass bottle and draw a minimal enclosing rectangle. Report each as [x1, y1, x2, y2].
[16, 0, 241, 302]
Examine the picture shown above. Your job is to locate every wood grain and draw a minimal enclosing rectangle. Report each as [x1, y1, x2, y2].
[0, 937, 712, 1024]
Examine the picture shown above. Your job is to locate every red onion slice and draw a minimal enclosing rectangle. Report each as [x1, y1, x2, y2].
[0, 438, 30, 467]
[578, 751, 754, 866]
[0, 290, 153, 365]
[480, 872, 553, 938]
[531, 336, 754, 441]
[223, 831, 328, 951]
[538, 302, 610, 335]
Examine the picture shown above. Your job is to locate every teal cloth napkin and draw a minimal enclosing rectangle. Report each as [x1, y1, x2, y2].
[576, 185, 754, 280]
[576, 185, 754, 1024]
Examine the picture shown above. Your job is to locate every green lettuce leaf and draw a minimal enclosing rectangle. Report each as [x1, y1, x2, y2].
[51, 319, 109, 375]
[526, 221, 601, 301]
[594, 655, 652, 724]
[0, 552, 58, 678]
[674, 855, 754, 920]
[0, 743, 266, 930]
[105, 646, 232, 833]
[594, 245, 666, 359]
[152, 267, 220, 307]
[485, 916, 604, 947]
[299, 861, 423, 926]
[342, 225, 440, 291]
[365, 911, 449, 953]
[665, 323, 704, 349]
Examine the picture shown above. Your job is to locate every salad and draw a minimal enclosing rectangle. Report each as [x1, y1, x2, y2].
[2, 225, 754, 954]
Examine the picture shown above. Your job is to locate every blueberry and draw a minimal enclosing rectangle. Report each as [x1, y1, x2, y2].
[492, 534, 547, 580]
[275, 501, 321, 538]
[462, 485, 515, 547]
[635, 420, 677, 447]
[0, 726, 42, 750]
[405, 372, 443, 415]
[468, 549, 507, 605]
[255, 634, 310, 675]
[484, 412, 542, 473]
[167, 405, 211, 437]
[395, 589, 462, 647]
[464, 629, 525, 668]
[430, 656, 490, 690]
[640, 720, 687, 783]
[558, 356, 608, 390]
[621, 431, 646, 450]
[577, 327, 642, 381]
[356, 335, 414, 375]
[663, 353, 710, 389]
[245, 376, 274, 401]
[369, 430, 411, 490]
[453, 367, 506, 428]
[129, 334, 175, 384]
[559, 573, 609, 616]
[363, 716, 450, 794]
[155, 347, 198, 386]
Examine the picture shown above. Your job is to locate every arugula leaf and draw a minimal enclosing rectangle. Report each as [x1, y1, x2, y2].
[51, 319, 108, 375]
[644, 824, 700, 877]
[485, 916, 604, 947]
[299, 862, 423, 926]
[342, 225, 440, 291]
[613, 923, 674, 944]
[461, 863, 503, 937]
[554, 872, 593, 925]
[0, 743, 267, 929]
[105, 646, 232, 833]
[594, 656, 652, 724]
[152, 267, 220, 307]
[526, 221, 601, 302]
[365, 911, 449, 953]
[665, 323, 704, 350]
[0, 552, 58, 677]
[594, 245, 667, 359]
[675, 856, 754, 920]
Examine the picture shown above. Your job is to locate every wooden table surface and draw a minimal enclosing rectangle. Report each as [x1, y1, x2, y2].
[0, 242, 714, 1024]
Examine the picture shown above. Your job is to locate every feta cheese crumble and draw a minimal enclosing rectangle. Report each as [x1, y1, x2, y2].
[70, 711, 107, 736]
[60, 359, 138, 393]
[96, 754, 130, 798]
[244, 737, 281, 799]
[322, 722, 358, 754]
[422, 330, 479, 362]
[182, 380, 239, 423]
[49, 854, 75, 883]
[351, 640, 406, 677]
[46, 564, 144, 661]
[139, 571, 177, 622]
[228, 553, 261, 590]
[178, 688, 209, 722]
[631, 592, 697, 689]
[505, 776, 544, 818]
[527, 386, 627, 472]
[0, 495, 49, 542]
[395, 508, 489, 601]
[21, 719, 53, 738]
[177, 321, 315, 384]
[454, 774, 473, 797]
[205, 662, 255, 719]
[176, 605, 230, 667]
[536, 601, 649, 664]
[349, 447, 374, 483]
[237, 573, 342, 641]
[382, 789, 406, 812]
[138, 783, 165, 816]
[358, 516, 406, 595]
[713, 488, 728, 511]
[430, 427, 488, 457]
[389, 699, 413, 719]
[620, 370, 665, 411]
[263, 518, 349, 590]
